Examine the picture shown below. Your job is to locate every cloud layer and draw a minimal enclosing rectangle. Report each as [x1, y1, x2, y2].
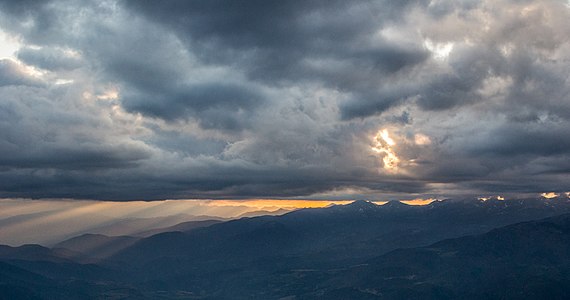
[0, 0, 568, 200]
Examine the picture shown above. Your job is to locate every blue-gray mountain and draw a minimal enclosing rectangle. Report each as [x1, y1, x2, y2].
[1, 198, 570, 299]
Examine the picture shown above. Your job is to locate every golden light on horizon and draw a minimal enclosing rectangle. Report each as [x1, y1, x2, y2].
[202, 199, 353, 211]
[371, 129, 400, 171]
[401, 198, 436, 205]
[541, 192, 559, 199]
[0, 197, 438, 246]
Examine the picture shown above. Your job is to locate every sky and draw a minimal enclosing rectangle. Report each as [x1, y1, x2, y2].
[0, 0, 569, 202]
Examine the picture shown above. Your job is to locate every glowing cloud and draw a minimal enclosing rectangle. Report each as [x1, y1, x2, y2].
[0, 30, 21, 59]
[371, 129, 400, 171]
[97, 86, 120, 100]
[424, 39, 454, 61]
[414, 133, 432, 145]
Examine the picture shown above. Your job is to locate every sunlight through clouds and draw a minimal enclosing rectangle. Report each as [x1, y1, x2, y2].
[0, 198, 356, 245]
[371, 129, 400, 171]
[0, 0, 568, 200]
[0, 29, 20, 59]
[424, 39, 454, 60]
[414, 133, 432, 146]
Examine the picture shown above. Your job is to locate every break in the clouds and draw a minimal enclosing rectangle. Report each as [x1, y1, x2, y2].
[0, 0, 568, 200]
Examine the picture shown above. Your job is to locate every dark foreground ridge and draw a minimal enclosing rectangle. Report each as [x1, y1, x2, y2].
[1, 197, 570, 299]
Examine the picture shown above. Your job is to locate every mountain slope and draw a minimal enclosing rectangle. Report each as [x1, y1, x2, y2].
[111, 198, 570, 267]
[53, 234, 141, 261]
[3, 198, 570, 299]
[0, 260, 143, 300]
[0, 244, 76, 263]
[237, 208, 292, 218]
[85, 213, 207, 237]
[99, 198, 570, 298]
[0, 261, 54, 300]
[134, 219, 223, 237]
[305, 213, 570, 299]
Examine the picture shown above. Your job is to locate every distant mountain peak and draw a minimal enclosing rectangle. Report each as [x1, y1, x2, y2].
[346, 200, 378, 208]
[381, 200, 410, 208]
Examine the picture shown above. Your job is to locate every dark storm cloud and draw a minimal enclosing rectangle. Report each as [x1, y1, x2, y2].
[124, 0, 430, 90]
[121, 82, 264, 130]
[0, 145, 149, 170]
[124, 0, 422, 51]
[110, 71, 261, 131]
[0, 0, 568, 200]
[340, 88, 411, 120]
[143, 125, 227, 157]
[469, 124, 570, 157]
[122, 0, 434, 124]
[342, 44, 506, 118]
[0, 157, 428, 200]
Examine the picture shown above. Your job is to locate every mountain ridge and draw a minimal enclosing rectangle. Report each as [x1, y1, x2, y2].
[303, 212, 570, 299]
[2, 198, 570, 299]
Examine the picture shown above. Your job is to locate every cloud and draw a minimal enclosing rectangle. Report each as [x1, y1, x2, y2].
[0, 0, 568, 200]
[0, 59, 42, 86]
[0, 83, 152, 171]
[124, 0, 430, 91]
[17, 46, 82, 71]
[121, 82, 264, 130]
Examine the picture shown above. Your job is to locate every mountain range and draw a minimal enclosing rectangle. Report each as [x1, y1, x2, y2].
[1, 197, 569, 299]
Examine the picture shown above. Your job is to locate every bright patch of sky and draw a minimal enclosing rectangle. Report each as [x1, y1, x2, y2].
[0, 29, 21, 59]
[424, 39, 454, 60]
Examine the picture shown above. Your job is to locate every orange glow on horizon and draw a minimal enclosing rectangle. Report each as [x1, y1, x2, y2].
[400, 198, 436, 205]
[201, 199, 354, 210]
[0, 198, 438, 246]
[541, 192, 559, 199]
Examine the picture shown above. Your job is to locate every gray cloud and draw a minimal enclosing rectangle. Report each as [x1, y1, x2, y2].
[472, 124, 570, 157]
[0, 0, 48, 16]
[121, 82, 264, 129]
[0, 59, 42, 86]
[17, 46, 82, 71]
[0, 83, 152, 171]
[0, 0, 568, 200]
[124, 0, 430, 89]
